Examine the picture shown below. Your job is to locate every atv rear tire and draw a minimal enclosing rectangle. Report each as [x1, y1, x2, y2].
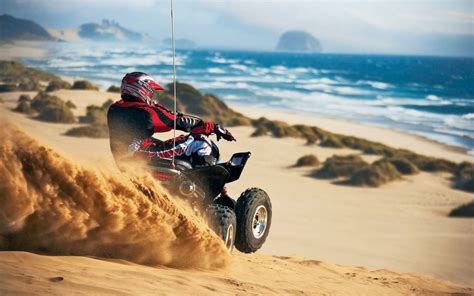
[206, 204, 236, 253]
[235, 188, 272, 253]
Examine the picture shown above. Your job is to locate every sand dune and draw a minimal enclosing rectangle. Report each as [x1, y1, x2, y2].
[0, 251, 470, 295]
[0, 90, 473, 294]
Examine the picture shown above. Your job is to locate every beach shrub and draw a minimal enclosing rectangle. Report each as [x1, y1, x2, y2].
[66, 100, 77, 109]
[313, 154, 368, 179]
[0, 60, 67, 92]
[158, 82, 251, 126]
[251, 125, 269, 137]
[81, 99, 113, 125]
[107, 85, 121, 92]
[454, 162, 474, 192]
[65, 125, 109, 138]
[18, 94, 31, 103]
[37, 105, 76, 123]
[30, 92, 76, 123]
[72, 80, 99, 90]
[46, 80, 71, 92]
[31, 92, 64, 112]
[320, 135, 344, 148]
[294, 155, 320, 167]
[392, 149, 457, 173]
[14, 101, 34, 114]
[384, 157, 419, 175]
[14, 94, 33, 113]
[347, 160, 401, 187]
[252, 117, 300, 138]
[449, 200, 474, 218]
[67, 99, 113, 138]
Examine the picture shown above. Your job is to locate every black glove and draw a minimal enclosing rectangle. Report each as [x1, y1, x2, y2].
[214, 124, 236, 142]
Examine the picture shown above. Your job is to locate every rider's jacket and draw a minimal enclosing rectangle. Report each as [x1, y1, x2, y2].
[107, 97, 215, 162]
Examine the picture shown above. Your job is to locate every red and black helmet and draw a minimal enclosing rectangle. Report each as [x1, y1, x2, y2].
[121, 72, 164, 104]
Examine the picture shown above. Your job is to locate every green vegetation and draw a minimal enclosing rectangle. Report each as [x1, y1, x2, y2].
[251, 125, 269, 137]
[72, 80, 99, 90]
[449, 201, 474, 218]
[159, 82, 252, 126]
[454, 162, 474, 192]
[66, 99, 112, 138]
[107, 85, 121, 92]
[313, 155, 368, 179]
[65, 125, 109, 138]
[46, 80, 72, 92]
[0, 60, 68, 92]
[346, 160, 401, 187]
[14, 92, 76, 123]
[383, 157, 419, 175]
[294, 154, 320, 167]
[66, 100, 77, 109]
[18, 94, 31, 102]
[32, 92, 76, 123]
[14, 94, 33, 114]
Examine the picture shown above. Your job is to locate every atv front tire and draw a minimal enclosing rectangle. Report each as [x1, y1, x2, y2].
[235, 188, 272, 253]
[206, 204, 237, 253]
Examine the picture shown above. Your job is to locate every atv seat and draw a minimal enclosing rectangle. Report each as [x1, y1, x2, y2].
[147, 157, 192, 172]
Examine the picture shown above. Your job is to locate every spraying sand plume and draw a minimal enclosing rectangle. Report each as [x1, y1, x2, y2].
[0, 122, 229, 269]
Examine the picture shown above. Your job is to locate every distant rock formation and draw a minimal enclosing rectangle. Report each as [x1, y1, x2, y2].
[162, 38, 197, 49]
[78, 19, 150, 42]
[276, 31, 321, 53]
[0, 14, 55, 41]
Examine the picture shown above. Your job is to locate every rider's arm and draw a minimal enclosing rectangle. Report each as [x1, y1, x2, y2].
[151, 104, 215, 134]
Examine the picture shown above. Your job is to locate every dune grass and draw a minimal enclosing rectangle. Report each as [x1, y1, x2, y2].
[14, 92, 76, 123]
[294, 154, 320, 167]
[107, 85, 121, 93]
[383, 157, 419, 175]
[454, 162, 474, 192]
[345, 160, 401, 187]
[312, 155, 369, 179]
[0, 60, 68, 92]
[65, 125, 109, 138]
[158, 82, 252, 126]
[14, 94, 34, 114]
[449, 201, 474, 218]
[46, 80, 71, 92]
[66, 99, 113, 138]
[72, 80, 99, 90]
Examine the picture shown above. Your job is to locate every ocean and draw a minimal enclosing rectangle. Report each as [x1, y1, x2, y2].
[23, 43, 474, 154]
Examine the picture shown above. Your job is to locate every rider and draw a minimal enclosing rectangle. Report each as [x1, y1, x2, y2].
[107, 72, 235, 167]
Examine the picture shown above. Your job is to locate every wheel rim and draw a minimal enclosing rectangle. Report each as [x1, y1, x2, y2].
[252, 205, 268, 239]
[224, 224, 234, 252]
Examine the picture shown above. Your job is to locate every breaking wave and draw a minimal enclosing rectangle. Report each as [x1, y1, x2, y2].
[0, 122, 229, 269]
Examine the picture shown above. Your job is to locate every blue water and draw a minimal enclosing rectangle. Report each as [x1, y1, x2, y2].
[23, 43, 474, 153]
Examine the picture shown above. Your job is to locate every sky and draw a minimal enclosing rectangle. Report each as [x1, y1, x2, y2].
[1, 0, 473, 56]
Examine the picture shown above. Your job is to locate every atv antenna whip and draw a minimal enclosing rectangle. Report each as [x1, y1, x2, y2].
[170, 0, 177, 169]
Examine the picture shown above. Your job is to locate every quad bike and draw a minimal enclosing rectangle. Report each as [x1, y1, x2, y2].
[147, 140, 272, 253]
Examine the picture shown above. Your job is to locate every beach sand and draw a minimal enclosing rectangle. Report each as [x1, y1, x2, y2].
[0, 89, 473, 295]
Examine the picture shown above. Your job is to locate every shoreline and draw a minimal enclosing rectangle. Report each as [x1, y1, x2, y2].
[230, 103, 474, 163]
